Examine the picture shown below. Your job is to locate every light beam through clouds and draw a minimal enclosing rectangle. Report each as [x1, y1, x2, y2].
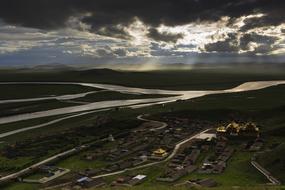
[0, 0, 284, 65]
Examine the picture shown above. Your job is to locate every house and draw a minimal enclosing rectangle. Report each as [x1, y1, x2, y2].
[80, 168, 100, 177]
[185, 149, 200, 164]
[77, 176, 93, 184]
[213, 161, 226, 173]
[199, 163, 214, 174]
[108, 134, 115, 142]
[128, 175, 147, 186]
[217, 147, 234, 162]
[215, 141, 227, 154]
[151, 148, 168, 159]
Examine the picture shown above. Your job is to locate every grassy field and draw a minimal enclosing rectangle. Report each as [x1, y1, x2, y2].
[0, 84, 97, 100]
[0, 99, 79, 117]
[184, 152, 266, 186]
[105, 84, 285, 126]
[0, 115, 65, 135]
[0, 111, 105, 142]
[0, 69, 284, 90]
[0, 113, 102, 174]
[0, 69, 284, 189]
[257, 143, 285, 183]
[56, 85, 285, 166]
[1, 183, 40, 190]
[0, 111, 143, 176]
[2, 84, 284, 143]
[11, 84, 282, 189]
[56, 152, 107, 171]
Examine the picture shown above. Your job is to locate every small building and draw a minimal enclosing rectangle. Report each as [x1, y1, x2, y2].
[108, 134, 115, 142]
[151, 148, 168, 159]
[213, 162, 226, 173]
[128, 175, 147, 186]
[186, 149, 200, 165]
[76, 176, 92, 187]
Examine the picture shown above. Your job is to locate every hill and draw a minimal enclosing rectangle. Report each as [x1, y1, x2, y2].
[0, 68, 285, 90]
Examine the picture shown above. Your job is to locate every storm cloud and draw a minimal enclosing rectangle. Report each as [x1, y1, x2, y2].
[0, 0, 284, 36]
[147, 28, 184, 43]
[0, 0, 284, 64]
[203, 32, 281, 54]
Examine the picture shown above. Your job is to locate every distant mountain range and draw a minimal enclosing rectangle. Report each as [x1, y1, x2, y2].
[0, 62, 284, 73]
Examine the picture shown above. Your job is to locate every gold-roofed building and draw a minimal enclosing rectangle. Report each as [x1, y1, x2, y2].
[151, 148, 168, 160]
[217, 122, 259, 137]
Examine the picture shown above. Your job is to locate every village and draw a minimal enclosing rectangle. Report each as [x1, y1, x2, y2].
[4, 114, 264, 189]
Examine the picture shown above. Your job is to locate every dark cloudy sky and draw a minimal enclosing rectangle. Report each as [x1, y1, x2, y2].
[0, 0, 284, 65]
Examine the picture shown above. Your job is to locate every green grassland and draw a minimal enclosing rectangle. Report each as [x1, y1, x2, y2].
[176, 151, 266, 186]
[0, 99, 79, 117]
[0, 111, 143, 176]
[0, 68, 285, 90]
[56, 152, 108, 171]
[1, 183, 40, 190]
[0, 113, 100, 174]
[8, 84, 282, 190]
[0, 69, 284, 189]
[257, 143, 285, 183]
[0, 84, 97, 100]
[0, 109, 141, 143]
[0, 112, 102, 143]
[1, 83, 284, 168]
[0, 115, 65, 135]
[105, 84, 285, 128]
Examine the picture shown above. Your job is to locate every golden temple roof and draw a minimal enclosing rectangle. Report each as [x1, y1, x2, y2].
[216, 122, 259, 134]
[153, 148, 166, 154]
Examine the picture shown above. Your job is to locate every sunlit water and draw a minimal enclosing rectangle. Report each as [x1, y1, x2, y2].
[0, 80, 284, 125]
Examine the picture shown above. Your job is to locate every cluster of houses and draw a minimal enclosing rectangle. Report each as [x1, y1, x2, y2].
[22, 116, 265, 190]
[64, 174, 147, 189]
[78, 117, 220, 187]
[21, 166, 70, 184]
[198, 139, 234, 174]
[241, 138, 264, 152]
[79, 117, 210, 177]
[110, 174, 147, 187]
[157, 147, 200, 182]
[19, 117, 265, 189]
[63, 176, 106, 189]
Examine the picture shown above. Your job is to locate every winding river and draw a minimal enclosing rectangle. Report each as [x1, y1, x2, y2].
[0, 80, 284, 125]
